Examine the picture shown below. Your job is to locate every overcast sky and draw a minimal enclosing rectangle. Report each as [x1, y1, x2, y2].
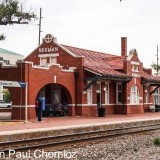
[1, 0, 160, 68]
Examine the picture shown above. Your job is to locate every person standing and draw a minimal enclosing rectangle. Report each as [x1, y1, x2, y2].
[63, 102, 68, 116]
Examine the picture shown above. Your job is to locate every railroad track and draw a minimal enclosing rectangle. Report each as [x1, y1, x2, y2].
[1, 122, 160, 153]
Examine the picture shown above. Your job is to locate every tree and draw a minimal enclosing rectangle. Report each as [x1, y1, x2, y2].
[0, 0, 36, 40]
[2, 88, 11, 102]
[151, 62, 160, 75]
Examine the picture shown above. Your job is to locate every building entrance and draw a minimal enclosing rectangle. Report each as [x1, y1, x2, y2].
[37, 83, 70, 117]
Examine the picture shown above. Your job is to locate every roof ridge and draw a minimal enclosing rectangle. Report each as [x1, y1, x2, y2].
[105, 55, 125, 60]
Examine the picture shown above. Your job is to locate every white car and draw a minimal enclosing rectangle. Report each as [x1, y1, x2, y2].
[0, 100, 12, 108]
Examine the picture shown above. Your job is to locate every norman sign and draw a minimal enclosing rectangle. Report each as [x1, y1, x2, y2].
[132, 73, 140, 78]
[39, 47, 58, 53]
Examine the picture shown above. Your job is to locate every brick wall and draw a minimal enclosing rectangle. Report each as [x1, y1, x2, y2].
[0, 37, 156, 119]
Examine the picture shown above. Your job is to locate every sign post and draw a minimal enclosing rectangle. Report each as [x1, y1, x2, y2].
[25, 82, 28, 123]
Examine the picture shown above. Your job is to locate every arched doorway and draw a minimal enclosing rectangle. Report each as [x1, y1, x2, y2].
[36, 83, 72, 117]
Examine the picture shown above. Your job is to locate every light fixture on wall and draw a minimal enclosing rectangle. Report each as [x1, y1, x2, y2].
[83, 91, 87, 94]
[96, 90, 101, 93]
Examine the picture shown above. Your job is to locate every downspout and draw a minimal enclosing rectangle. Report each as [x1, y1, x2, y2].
[142, 85, 145, 113]
[122, 82, 125, 114]
[74, 70, 79, 116]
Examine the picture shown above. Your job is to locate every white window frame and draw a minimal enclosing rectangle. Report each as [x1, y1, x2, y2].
[87, 81, 93, 104]
[50, 57, 57, 64]
[145, 88, 149, 103]
[132, 64, 139, 72]
[40, 57, 47, 66]
[105, 83, 109, 104]
[154, 89, 159, 105]
[135, 65, 139, 72]
[130, 85, 140, 104]
[116, 83, 122, 103]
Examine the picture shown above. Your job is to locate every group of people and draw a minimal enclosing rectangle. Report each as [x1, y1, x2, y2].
[54, 103, 68, 116]
[35, 100, 68, 117]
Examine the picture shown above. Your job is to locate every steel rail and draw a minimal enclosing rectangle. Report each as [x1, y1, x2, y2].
[0, 122, 160, 153]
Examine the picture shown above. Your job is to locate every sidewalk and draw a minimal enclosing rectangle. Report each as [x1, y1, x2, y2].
[0, 112, 160, 134]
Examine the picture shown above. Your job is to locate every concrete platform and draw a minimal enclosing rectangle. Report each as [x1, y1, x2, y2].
[0, 112, 160, 132]
[0, 112, 160, 142]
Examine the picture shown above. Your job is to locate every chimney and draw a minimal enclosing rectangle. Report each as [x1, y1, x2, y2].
[121, 37, 127, 57]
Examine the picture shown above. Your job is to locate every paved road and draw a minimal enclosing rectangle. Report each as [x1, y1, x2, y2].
[0, 112, 11, 120]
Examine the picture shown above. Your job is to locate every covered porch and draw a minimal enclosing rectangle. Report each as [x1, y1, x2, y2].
[82, 67, 131, 116]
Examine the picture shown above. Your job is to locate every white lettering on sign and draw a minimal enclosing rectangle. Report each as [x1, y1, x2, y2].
[39, 47, 58, 53]
[132, 73, 140, 78]
[0, 80, 26, 87]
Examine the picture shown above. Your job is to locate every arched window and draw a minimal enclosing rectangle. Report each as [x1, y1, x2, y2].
[130, 85, 139, 104]
[154, 89, 159, 105]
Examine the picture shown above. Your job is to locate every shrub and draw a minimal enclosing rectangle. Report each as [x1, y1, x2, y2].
[2, 89, 11, 102]
[153, 137, 160, 146]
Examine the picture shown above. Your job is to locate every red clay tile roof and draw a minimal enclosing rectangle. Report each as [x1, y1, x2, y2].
[104, 56, 125, 70]
[141, 70, 160, 83]
[62, 45, 115, 68]
[62, 45, 115, 59]
[62, 44, 159, 82]
[62, 45, 128, 77]
[84, 66, 130, 78]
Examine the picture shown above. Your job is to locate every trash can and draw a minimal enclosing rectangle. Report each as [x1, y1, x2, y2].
[155, 105, 160, 112]
[98, 108, 105, 117]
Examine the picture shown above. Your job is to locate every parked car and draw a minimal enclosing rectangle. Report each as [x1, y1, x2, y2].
[0, 100, 12, 108]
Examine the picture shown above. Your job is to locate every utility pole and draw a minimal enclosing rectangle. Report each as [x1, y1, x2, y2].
[156, 45, 159, 75]
[38, 8, 42, 45]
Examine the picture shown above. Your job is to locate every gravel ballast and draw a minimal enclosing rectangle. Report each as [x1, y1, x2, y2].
[63, 130, 160, 160]
[9, 129, 160, 160]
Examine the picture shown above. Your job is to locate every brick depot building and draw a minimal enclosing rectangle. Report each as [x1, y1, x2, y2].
[0, 34, 160, 120]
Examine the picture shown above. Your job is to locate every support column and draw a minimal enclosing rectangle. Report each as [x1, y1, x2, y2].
[0, 86, 3, 100]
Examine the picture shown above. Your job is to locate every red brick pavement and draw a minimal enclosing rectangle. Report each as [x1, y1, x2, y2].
[0, 112, 160, 133]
